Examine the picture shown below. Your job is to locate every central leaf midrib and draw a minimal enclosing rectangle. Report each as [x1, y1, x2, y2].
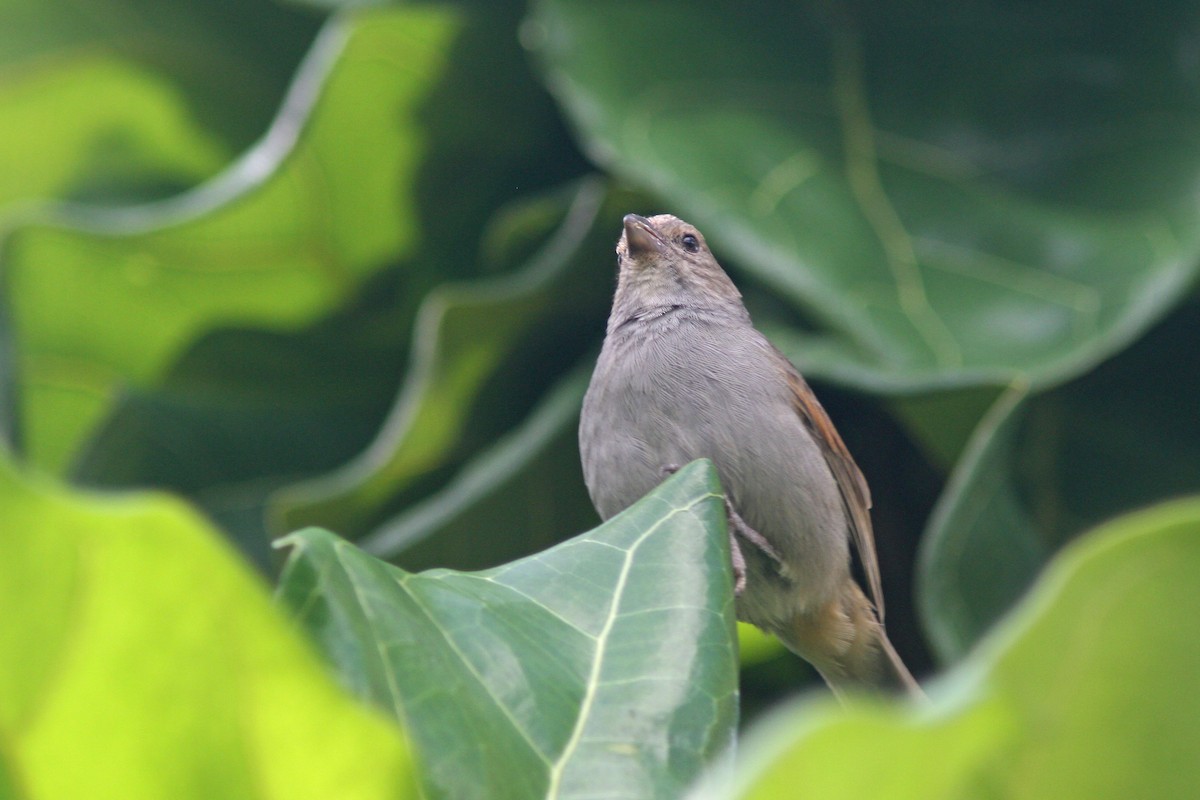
[544, 493, 719, 798]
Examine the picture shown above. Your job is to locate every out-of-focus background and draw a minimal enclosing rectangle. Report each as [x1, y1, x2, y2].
[3, 1, 1200, 797]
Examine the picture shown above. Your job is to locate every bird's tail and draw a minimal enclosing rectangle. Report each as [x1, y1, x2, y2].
[776, 580, 922, 698]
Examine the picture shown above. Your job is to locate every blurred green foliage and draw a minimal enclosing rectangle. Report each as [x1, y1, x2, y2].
[694, 498, 1200, 800]
[2, 0, 1198, 797]
[0, 451, 416, 798]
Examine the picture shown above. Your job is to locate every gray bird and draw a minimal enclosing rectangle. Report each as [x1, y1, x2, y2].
[579, 213, 919, 696]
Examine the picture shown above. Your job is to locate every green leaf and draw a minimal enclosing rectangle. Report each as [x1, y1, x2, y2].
[0, 454, 416, 799]
[69, 314, 406, 571]
[0, 54, 227, 211]
[981, 499, 1200, 798]
[0, 0, 320, 162]
[915, 381, 1041, 660]
[530, 0, 1200, 388]
[887, 384, 1005, 471]
[918, 299, 1200, 660]
[3, 7, 462, 472]
[270, 179, 615, 541]
[700, 699, 1010, 800]
[43, 3, 591, 564]
[358, 362, 599, 570]
[698, 496, 1200, 799]
[277, 459, 740, 800]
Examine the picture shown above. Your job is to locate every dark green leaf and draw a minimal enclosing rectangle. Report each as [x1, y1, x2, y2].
[277, 459, 739, 800]
[887, 384, 1005, 471]
[918, 299, 1200, 659]
[70, 311, 406, 570]
[915, 382, 1042, 660]
[269, 179, 615, 541]
[530, 0, 1200, 388]
[359, 363, 598, 570]
[0, 0, 319, 160]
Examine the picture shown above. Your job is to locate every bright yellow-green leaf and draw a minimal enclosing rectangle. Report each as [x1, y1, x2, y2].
[736, 623, 783, 667]
[0, 54, 226, 210]
[3, 8, 461, 472]
[700, 497, 1200, 800]
[0, 455, 417, 799]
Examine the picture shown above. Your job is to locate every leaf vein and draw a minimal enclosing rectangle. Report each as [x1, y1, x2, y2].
[544, 492, 720, 797]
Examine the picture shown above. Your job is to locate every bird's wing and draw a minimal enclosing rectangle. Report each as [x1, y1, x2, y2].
[773, 346, 884, 620]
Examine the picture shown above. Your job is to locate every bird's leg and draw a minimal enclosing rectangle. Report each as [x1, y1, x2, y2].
[727, 527, 748, 595]
[723, 499, 783, 566]
[660, 464, 782, 596]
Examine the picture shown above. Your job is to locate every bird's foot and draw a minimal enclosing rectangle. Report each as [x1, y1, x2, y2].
[660, 463, 781, 596]
[724, 499, 783, 566]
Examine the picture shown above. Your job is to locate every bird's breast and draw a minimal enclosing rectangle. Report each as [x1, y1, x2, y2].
[579, 318, 849, 608]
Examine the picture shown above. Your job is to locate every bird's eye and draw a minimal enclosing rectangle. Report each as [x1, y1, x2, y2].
[681, 233, 700, 253]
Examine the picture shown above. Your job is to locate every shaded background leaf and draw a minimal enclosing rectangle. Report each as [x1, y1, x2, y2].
[270, 179, 612, 544]
[918, 299, 1200, 659]
[5, 3, 591, 568]
[529, 0, 1200, 387]
[0, 0, 319, 206]
[5, 0, 319, 147]
[357, 364, 596, 571]
[4, 8, 462, 472]
[0, 55, 227, 211]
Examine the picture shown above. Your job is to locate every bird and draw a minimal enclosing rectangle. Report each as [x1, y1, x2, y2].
[578, 212, 919, 696]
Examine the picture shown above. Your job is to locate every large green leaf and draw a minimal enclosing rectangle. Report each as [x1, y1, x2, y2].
[918, 299, 1200, 660]
[43, 3, 590, 565]
[277, 459, 739, 800]
[270, 179, 616, 542]
[529, 0, 1200, 388]
[0, 0, 319, 162]
[2, 7, 461, 473]
[0, 453, 416, 799]
[357, 363, 599, 570]
[68, 307, 407, 570]
[0, 54, 227, 211]
[914, 381, 1040, 661]
[695, 496, 1200, 799]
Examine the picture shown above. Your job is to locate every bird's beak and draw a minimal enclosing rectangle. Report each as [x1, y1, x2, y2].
[623, 214, 666, 256]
